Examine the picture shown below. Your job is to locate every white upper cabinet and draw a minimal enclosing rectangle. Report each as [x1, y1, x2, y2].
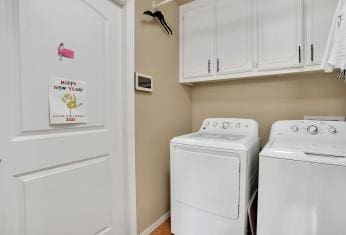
[216, 0, 253, 74]
[180, 0, 337, 83]
[257, 0, 303, 71]
[305, 0, 338, 65]
[181, 3, 214, 79]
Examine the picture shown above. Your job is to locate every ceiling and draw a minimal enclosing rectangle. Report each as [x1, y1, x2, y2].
[176, 0, 194, 5]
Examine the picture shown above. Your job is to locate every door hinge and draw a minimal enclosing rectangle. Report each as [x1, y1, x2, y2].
[217, 58, 220, 72]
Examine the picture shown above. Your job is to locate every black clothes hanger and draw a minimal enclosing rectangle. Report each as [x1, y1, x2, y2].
[143, 10, 173, 35]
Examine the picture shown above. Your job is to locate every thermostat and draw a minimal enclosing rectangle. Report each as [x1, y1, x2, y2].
[135, 72, 153, 92]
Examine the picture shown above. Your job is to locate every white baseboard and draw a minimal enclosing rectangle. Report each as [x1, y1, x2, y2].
[139, 211, 171, 235]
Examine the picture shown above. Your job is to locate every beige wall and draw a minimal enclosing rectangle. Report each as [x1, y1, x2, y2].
[135, 0, 192, 233]
[192, 73, 346, 146]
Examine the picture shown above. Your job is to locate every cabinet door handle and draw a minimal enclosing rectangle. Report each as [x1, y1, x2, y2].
[217, 58, 220, 73]
[298, 46, 302, 64]
[311, 44, 314, 62]
[208, 59, 211, 73]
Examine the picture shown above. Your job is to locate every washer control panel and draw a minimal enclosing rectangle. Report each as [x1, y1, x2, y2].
[270, 120, 346, 154]
[270, 120, 346, 139]
[200, 118, 259, 137]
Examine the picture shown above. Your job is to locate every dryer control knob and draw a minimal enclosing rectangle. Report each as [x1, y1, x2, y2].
[213, 121, 218, 127]
[292, 126, 299, 132]
[308, 125, 319, 135]
[223, 122, 230, 129]
[329, 127, 337, 135]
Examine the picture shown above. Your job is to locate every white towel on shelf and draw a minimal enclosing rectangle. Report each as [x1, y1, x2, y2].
[322, 0, 346, 72]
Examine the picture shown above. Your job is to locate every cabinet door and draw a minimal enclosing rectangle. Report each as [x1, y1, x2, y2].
[257, 0, 303, 70]
[181, 4, 214, 79]
[216, 0, 253, 74]
[306, 0, 338, 65]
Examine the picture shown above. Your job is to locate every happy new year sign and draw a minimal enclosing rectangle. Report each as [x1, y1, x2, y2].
[49, 77, 87, 124]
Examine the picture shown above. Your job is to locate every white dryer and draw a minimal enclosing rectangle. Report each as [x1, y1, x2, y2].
[170, 118, 260, 235]
[257, 120, 346, 235]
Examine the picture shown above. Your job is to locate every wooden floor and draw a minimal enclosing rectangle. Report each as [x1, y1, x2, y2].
[150, 218, 254, 235]
[151, 219, 172, 235]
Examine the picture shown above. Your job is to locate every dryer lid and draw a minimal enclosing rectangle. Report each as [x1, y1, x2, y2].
[190, 132, 246, 142]
[171, 118, 260, 151]
[171, 132, 258, 151]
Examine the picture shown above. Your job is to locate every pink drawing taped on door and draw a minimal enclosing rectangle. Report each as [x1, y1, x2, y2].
[58, 43, 74, 59]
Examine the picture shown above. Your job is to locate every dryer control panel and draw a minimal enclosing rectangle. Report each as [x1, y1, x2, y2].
[200, 118, 259, 137]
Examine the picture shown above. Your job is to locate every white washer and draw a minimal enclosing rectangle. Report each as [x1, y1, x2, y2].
[257, 120, 346, 235]
[170, 118, 260, 235]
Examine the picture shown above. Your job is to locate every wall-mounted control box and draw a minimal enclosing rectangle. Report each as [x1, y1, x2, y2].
[135, 72, 153, 92]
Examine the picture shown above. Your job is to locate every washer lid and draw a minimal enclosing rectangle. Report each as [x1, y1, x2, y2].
[261, 138, 346, 166]
[270, 137, 346, 157]
[171, 132, 258, 151]
[261, 120, 346, 164]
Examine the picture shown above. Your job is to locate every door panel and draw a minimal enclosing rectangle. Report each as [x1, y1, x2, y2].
[1, 0, 124, 234]
[18, 157, 110, 235]
[182, 4, 214, 79]
[19, 0, 108, 132]
[257, 0, 303, 70]
[306, 0, 338, 65]
[258, 157, 346, 235]
[216, 0, 253, 74]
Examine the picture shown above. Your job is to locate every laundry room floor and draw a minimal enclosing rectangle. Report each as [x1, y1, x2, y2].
[151, 218, 254, 235]
[151, 219, 172, 235]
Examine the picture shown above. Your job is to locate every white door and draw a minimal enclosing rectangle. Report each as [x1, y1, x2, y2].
[306, 0, 338, 65]
[257, 0, 303, 70]
[216, 0, 253, 74]
[1, 0, 124, 235]
[182, 4, 214, 79]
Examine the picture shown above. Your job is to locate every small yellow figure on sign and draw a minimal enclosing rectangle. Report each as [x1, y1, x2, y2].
[62, 93, 83, 115]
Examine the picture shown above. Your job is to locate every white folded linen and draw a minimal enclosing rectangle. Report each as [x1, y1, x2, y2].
[322, 0, 346, 72]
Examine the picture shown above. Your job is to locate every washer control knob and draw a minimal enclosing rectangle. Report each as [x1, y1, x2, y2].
[308, 125, 319, 135]
[223, 122, 230, 129]
[329, 127, 337, 135]
[213, 121, 218, 127]
[292, 126, 299, 132]
[236, 122, 241, 128]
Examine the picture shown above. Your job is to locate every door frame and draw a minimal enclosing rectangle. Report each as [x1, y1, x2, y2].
[119, 0, 137, 235]
[0, 0, 137, 234]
